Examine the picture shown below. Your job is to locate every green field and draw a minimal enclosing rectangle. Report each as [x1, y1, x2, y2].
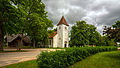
[3, 51, 120, 68]
[2, 60, 37, 68]
[68, 51, 120, 68]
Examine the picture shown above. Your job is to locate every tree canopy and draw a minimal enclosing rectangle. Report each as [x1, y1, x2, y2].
[0, 0, 53, 51]
[103, 21, 120, 42]
[70, 20, 101, 47]
[0, 0, 20, 51]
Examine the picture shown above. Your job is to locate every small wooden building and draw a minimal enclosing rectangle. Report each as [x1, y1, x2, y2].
[7, 34, 31, 47]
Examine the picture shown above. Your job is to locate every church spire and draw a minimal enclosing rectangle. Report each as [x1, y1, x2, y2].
[57, 16, 69, 26]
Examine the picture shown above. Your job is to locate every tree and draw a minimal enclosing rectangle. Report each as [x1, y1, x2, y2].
[112, 21, 120, 28]
[0, 0, 53, 51]
[103, 21, 120, 42]
[98, 36, 116, 46]
[70, 20, 101, 47]
[0, 0, 21, 51]
[14, 0, 53, 48]
[23, 0, 53, 48]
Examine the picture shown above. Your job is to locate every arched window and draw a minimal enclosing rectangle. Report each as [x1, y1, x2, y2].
[65, 27, 67, 29]
[59, 26, 61, 29]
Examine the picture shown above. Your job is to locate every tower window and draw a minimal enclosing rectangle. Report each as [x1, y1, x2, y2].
[59, 26, 61, 29]
[65, 27, 67, 29]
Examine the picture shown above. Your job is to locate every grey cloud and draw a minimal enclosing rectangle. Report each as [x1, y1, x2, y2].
[93, 1, 120, 26]
[42, 0, 120, 34]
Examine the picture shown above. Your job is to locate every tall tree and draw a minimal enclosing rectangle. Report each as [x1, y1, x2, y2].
[14, 0, 53, 48]
[70, 21, 101, 47]
[22, 0, 53, 48]
[98, 36, 116, 46]
[103, 21, 120, 42]
[0, 0, 20, 51]
[0, 0, 53, 51]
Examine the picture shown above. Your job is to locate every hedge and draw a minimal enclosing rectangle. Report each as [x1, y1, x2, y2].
[37, 46, 117, 68]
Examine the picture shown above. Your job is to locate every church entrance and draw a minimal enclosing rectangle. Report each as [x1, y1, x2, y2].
[64, 41, 67, 48]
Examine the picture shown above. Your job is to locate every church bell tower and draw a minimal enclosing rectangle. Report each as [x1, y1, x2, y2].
[57, 16, 69, 48]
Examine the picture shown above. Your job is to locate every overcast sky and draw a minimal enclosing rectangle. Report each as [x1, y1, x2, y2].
[42, 0, 120, 34]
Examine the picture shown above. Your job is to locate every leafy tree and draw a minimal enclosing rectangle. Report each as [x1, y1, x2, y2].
[0, 0, 21, 51]
[70, 21, 101, 47]
[19, 0, 53, 48]
[103, 21, 120, 42]
[14, 0, 53, 48]
[112, 21, 120, 28]
[98, 36, 116, 46]
[0, 0, 53, 51]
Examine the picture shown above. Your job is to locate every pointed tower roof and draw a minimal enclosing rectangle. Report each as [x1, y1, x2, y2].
[57, 16, 69, 26]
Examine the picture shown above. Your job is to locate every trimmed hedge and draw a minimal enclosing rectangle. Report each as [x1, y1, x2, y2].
[37, 46, 117, 68]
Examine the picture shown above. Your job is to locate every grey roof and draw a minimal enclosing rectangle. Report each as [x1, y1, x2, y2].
[7, 34, 31, 43]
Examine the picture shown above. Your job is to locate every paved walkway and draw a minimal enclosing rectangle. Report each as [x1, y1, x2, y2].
[0, 48, 62, 67]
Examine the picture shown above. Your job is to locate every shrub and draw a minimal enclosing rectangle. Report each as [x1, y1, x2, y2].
[37, 46, 117, 68]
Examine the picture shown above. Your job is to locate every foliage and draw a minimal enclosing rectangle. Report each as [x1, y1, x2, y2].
[37, 46, 117, 68]
[13, 0, 53, 48]
[0, 0, 53, 51]
[68, 51, 120, 68]
[103, 21, 120, 42]
[112, 21, 120, 28]
[97, 36, 116, 46]
[0, 0, 21, 51]
[70, 21, 101, 47]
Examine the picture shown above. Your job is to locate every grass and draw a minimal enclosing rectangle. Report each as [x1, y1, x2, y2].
[68, 51, 120, 68]
[2, 60, 37, 68]
[2, 51, 120, 68]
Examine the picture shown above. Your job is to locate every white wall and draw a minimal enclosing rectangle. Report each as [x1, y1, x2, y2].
[57, 24, 69, 48]
[53, 34, 58, 48]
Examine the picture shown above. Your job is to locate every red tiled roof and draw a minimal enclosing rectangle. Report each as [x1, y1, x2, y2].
[57, 16, 69, 26]
[49, 32, 57, 38]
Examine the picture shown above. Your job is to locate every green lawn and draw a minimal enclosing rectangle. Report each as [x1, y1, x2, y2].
[2, 51, 120, 68]
[68, 51, 120, 68]
[2, 60, 37, 68]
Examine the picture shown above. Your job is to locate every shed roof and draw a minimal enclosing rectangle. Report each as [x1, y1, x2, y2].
[7, 34, 31, 43]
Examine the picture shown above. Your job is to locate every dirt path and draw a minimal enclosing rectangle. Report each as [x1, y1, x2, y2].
[0, 48, 62, 67]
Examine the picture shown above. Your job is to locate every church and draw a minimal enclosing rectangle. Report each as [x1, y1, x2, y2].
[48, 16, 69, 48]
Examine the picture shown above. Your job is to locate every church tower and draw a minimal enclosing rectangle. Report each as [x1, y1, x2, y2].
[57, 16, 69, 48]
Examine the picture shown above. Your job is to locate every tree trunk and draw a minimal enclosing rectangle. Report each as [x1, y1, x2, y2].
[19, 33, 24, 50]
[0, 21, 4, 51]
[6, 33, 8, 47]
[33, 39, 35, 48]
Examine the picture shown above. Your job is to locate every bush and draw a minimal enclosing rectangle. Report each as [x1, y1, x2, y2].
[37, 46, 117, 68]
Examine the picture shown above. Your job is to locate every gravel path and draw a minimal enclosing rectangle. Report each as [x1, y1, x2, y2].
[0, 48, 62, 67]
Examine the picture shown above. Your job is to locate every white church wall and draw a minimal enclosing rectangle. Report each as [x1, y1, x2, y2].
[62, 25, 69, 48]
[53, 34, 58, 48]
[57, 24, 63, 48]
[57, 24, 69, 48]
